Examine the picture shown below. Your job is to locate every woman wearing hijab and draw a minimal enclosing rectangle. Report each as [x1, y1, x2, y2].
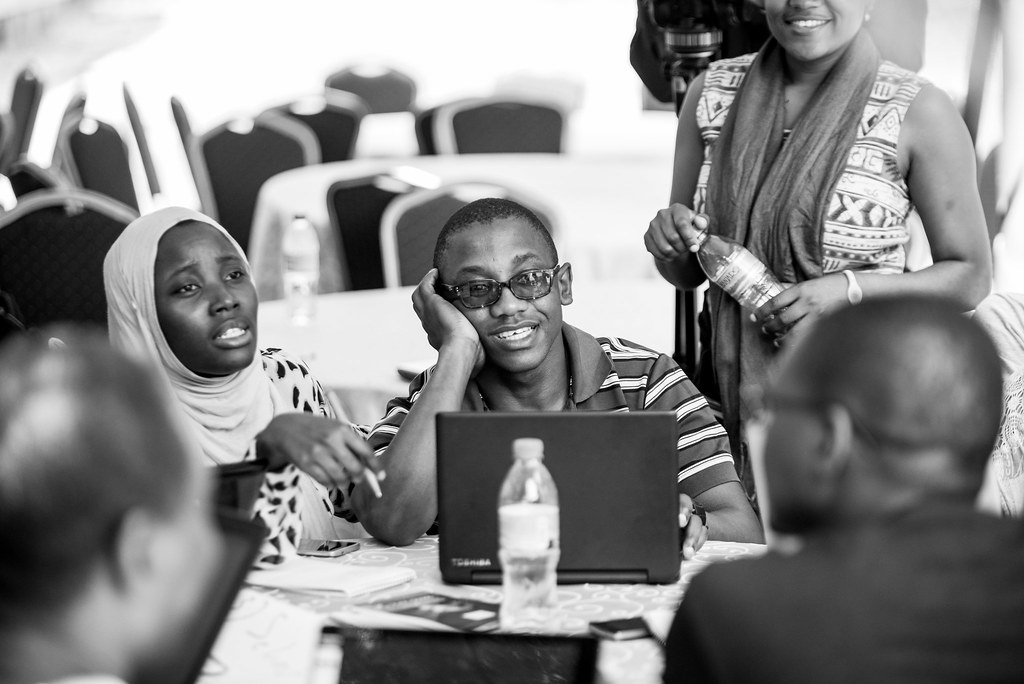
[644, 0, 992, 499]
[105, 207, 376, 560]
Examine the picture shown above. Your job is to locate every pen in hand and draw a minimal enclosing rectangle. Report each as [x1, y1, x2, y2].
[325, 389, 386, 499]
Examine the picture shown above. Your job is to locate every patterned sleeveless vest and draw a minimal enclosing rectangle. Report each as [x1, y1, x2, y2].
[694, 54, 928, 275]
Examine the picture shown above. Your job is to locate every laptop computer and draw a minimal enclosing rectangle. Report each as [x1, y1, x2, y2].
[326, 626, 598, 684]
[436, 411, 681, 585]
[135, 509, 267, 684]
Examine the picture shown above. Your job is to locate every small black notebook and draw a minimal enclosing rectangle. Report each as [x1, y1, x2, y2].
[436, 411, 681, 584]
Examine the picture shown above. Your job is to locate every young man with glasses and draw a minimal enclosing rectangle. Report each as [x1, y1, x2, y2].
[663, 296, 1024, 683]
[352, 198, 762, 548]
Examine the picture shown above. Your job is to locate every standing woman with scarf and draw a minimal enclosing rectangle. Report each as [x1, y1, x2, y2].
[645, 0, 992, 498]
[105, 207, 377, 562]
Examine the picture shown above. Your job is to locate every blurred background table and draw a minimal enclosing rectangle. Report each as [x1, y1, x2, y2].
[247, 154, 672, 301]
[258, 281, 675, 425]
[257, 536, 767, 684]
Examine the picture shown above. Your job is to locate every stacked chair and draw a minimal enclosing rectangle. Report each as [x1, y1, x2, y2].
[325, 65, 417, 115]
[416, 96, 566, 155]
[192, 112, 320, 253]
[0, 66, 43, 173]
[326, 177, 555, 291]
[53, 112, 141, 212]
[263, 91, 368, 163]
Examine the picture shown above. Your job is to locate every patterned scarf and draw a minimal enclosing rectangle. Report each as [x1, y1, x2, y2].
[704, 31, 880, 450]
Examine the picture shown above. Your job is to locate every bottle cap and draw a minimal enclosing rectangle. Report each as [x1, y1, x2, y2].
[512, 437, 544, 461]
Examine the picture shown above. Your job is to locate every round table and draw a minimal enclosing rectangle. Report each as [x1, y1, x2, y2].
[247, 153, 674, 301]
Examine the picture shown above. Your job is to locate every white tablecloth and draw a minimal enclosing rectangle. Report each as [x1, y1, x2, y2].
[247, 154, 673, 301]
[257, 282, 676, 425]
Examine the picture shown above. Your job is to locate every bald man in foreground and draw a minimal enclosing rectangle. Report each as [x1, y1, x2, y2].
[663, 296, 1024, 684]
[0, 330, 221, 684]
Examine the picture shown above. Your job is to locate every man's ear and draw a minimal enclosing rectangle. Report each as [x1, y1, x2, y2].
[816, 403, 855, 485]
[109, 508, 158, 593]
[558, 263, 573, 305]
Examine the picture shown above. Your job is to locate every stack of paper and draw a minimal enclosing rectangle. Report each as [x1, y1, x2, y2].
[246, 557, 416, 597]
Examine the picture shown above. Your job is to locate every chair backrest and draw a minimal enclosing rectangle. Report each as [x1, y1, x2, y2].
[3, 66, 43, 167]
[170, 95, 215, 214]
[414, 105, 439, 155]
[0, 189, 138, 329]
[324, 65, 417, 114]
[123, 84, 161, 196]
[5, 158, 68, 199]
[327, 174, 421, 290]
[0, 111, 13, 174]
[267, 91, 368, 163]
[55, 113, 140, 212]
[433, 97, 566, 154]
[198, 112, 320, 253]
[379, 182, 558, 288]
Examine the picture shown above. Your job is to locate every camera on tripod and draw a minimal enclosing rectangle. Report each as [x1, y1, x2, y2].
[643, 0, 767, 109]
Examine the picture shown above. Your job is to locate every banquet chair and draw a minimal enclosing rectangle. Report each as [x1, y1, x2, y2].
[53, 112, 140, 212]
[379, 183, 557, 288]
[1, 66, 43, 173]
[197, 112, 320, 253]
[414, 106, 439, 155]
[0, 189, 137, 329]
[170, 95, 212, 213]
[431, 97, 566, 154]
[265, 91, 368, 163]
[326, 174, 420, 290]
[0, 112, 13, 174]
[5, 158, 67, 199]
[123, 84, 161, 197]
[324, 65, 417, 114]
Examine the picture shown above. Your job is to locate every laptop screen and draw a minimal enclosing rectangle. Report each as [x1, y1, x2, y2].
[436, 411, 681, 585]
[328, 626, 598, 684]
[134, 509, 266, 684]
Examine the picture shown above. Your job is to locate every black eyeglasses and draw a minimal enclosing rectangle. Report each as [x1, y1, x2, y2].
[438, 265, 562, 309]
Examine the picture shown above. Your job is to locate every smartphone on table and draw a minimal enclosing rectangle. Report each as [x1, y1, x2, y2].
[297, 539, 361, 558]
[588, 617, 653, 641]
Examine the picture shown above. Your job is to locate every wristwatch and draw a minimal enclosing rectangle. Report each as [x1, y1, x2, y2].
[690, 502, 707, 527]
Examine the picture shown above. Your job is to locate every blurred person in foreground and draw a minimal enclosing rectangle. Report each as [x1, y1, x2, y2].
[104, 207, 376, 561]
[0, 329, 221, 684]
[352, 198, 762, 550]
[662, 296, 1024, 684]
[644, 0, 993, 497]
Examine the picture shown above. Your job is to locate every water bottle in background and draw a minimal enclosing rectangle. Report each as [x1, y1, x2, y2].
[692, 215, 785, 311]
[282, 215, 320, 325]
[498, 437, 560, 631]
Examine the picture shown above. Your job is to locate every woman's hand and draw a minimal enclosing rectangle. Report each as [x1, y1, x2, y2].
[412, 269, 485, 375]
[678, 493, 709, 560]
[257, 413, 379, 490]
[645, 205, 708, 262]
[754, 273, 849, 346]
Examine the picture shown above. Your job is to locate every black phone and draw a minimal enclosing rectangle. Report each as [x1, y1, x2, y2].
[296, 539, 361, 558]
[588, 617, 652, 641]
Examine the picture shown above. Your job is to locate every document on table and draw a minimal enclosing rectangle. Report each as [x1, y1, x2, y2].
[246, 556, 416, 596]
[199, 588, 323, 684]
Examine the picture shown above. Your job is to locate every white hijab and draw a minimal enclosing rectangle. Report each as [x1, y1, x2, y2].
[104, 207, 286, 464]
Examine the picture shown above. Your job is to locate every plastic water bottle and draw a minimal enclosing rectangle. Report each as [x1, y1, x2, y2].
[282, 215, 319, 325]
[693, 217, 785, 311]
[498, 437, 560, 631]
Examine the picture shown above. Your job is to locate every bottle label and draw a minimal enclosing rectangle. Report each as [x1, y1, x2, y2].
[712, 251, 785, 310]
[499, 503, 559, 552]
